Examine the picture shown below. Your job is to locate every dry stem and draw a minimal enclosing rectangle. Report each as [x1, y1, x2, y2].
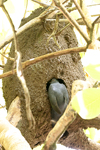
[42, 103, 77, 150]
[0, 46, 86, 79]
[0, 3, 35, 129]
[72, 0, 92, 29]
[52, 0, 90, 43]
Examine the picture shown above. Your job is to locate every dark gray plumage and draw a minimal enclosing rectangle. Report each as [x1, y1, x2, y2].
[48, 78, 69, 126]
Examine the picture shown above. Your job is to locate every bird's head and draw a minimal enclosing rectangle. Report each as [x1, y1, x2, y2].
[50, 78, 58, 84]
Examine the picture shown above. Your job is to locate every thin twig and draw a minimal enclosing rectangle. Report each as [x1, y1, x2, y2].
[92, 15, 100, 26]
[1, 7, 100, 50]
[62, 0, 69, 5]
[0, 64, 4, 68]
[31, 0, 49, 7]
[0, 52, 14, 61]
[52, 0, 90, 43]
[47, 14, 60, 48]
[0, 6, 57, 50]
[68, 3, 100, 13]
[39, 5, 57, 19]
[3, 43, 11, 53]
[55, 22, 70, 36]
[0, 17, 41, 50]
[46, 13, 100, 24]
[77, 14, 100, 25]
[88, 3, 100, 7]
[0, 0, 100, 51]
[0, 104, 5, 109]
[72, 0, 92, 29]
[23, 0, 28, 19]
[22, 46, 86, 69]
[0, 46, 86, 79]
[1, 5, 18, 51]
[77, 0, 96, 49]
[96, 23, 99, 35]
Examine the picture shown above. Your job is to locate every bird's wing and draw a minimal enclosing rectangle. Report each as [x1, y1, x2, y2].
[63, 88, 69, 105]
[49, 94, 61, 114]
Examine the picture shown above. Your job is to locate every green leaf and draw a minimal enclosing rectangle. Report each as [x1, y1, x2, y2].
[84, 128, 96, 140]
[85, 64, 100, 81]
[72, 88, 100, 119]
[79, 52, 85, 58]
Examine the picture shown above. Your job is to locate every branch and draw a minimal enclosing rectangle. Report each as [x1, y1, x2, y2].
[52, 0, 90, 43]
[1, 3, 35, 129]
[0, 104, 5, 109]
[46, 13, 100, 25]
[31, 0, 49, 7]
[0, 64, 4, 68]
[62, 0, 69, 5]
[22, 46, 86, 69]
[0, 118, 32, 150]
[6, 96, 22, 127]
[0, 6, 57, 50]
[42, 103, 77, 150]
[42, 79, 100, 149]
[67, 79, 100, 133]
[0, 51, 14, 61]
[0, 46, 86, 79]
[16, 52, 35, 129]
[56, 22, 70, 36]
[77, 0, 96, 49]
[47, 14, 60, 48]
[1, 5, 100, 50]
[23, 0, 28, 19]
[77, 14, 100, 25]
[72, 0, 92, 29]
[92, 15, 100, 26]
[68, 3, 100, 13]
[88, 3, 100, 7]
[68, 115, 100, 134]
[0, 15, 39, 49]
[1, 4, 18, 51]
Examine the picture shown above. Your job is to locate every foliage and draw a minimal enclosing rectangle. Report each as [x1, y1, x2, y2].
[85, 64, 100, 81]
[72, 88, 100, 119]
[84, 128, 96, 140]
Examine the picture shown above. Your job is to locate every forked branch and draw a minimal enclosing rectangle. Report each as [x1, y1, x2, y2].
[52, 0, 90, 43]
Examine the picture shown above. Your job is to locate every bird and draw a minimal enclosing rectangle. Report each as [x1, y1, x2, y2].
[48, 78, 69, 126]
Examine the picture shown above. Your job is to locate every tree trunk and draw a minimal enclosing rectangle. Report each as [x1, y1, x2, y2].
[2, 7, 88, 149]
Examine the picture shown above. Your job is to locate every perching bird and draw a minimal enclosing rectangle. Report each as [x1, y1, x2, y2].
[48, 78, 69, 126]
